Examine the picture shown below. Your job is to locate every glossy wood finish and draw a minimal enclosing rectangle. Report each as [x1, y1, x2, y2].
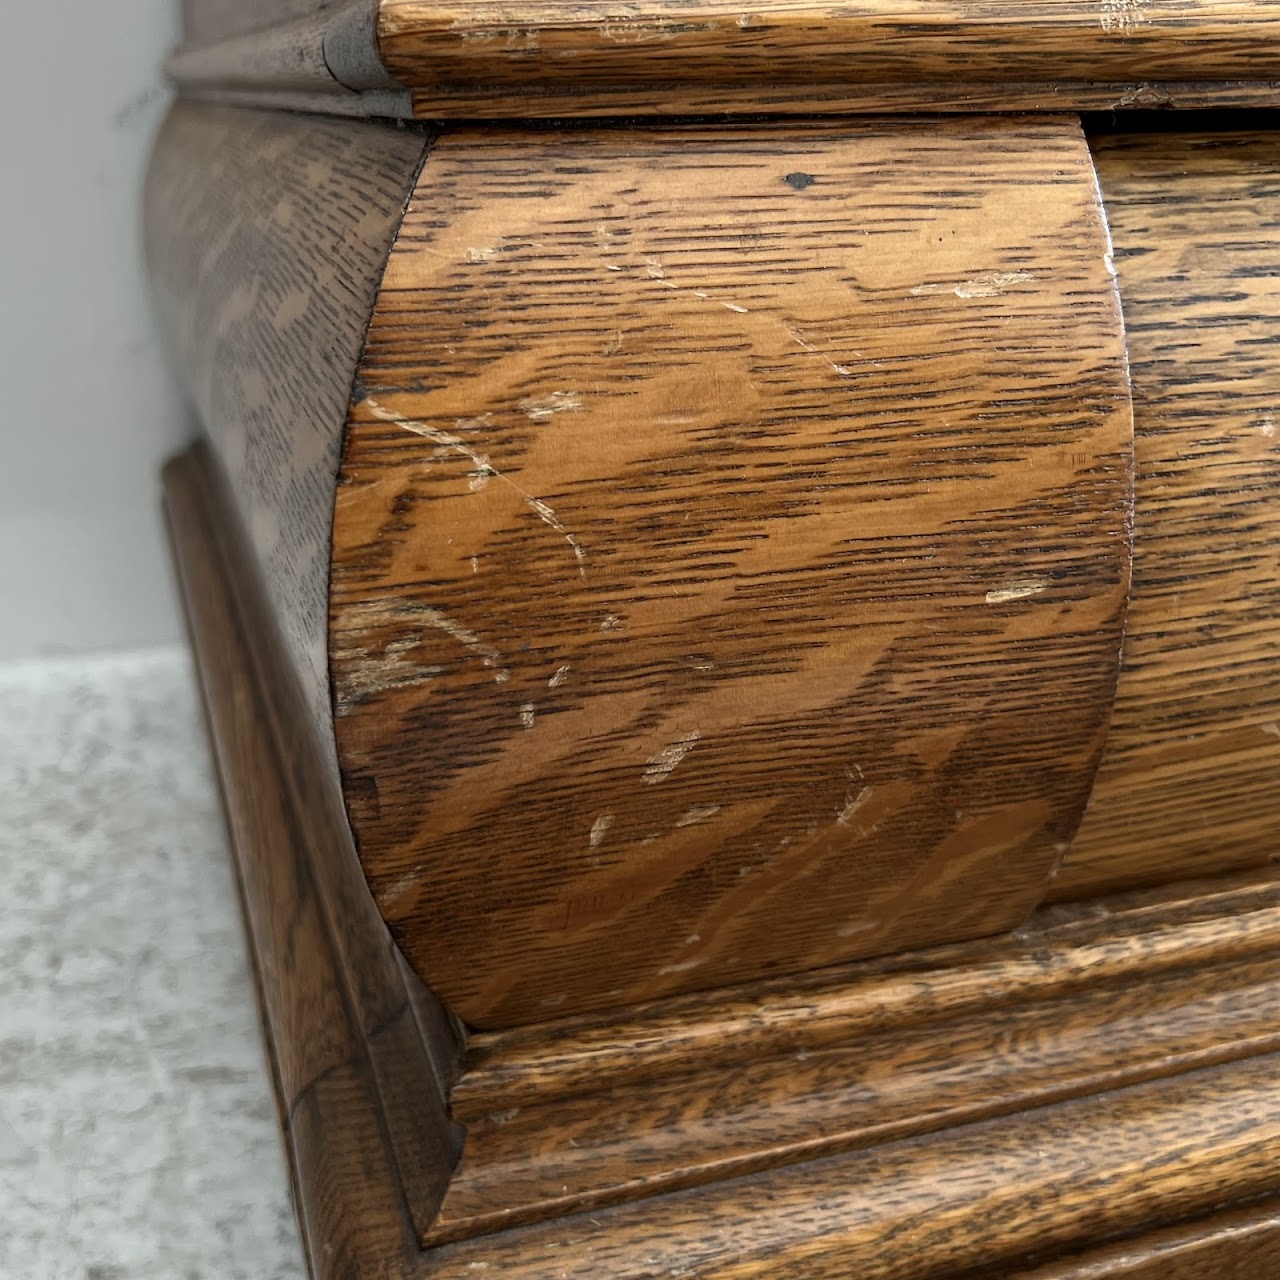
[1052, 129, 1280, 900]
[168, 0, 1280, 118]
[333, 116, 1132, 1028]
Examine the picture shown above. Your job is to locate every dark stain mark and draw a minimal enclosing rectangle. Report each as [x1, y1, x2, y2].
[783, 172, 815, 191]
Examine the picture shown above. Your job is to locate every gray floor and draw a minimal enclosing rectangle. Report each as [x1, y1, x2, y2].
[0, 648, 306, 1280]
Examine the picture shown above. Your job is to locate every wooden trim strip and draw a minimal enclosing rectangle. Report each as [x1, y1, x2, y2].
[458, 879, 1280, 1111]
[434, 951, 1280, 1244]
[428, 1054, 1280, 1278]
[166, 0, 1280, 117]
[1001, 1198, 1280, 1277]
[405, 79, 1280, 119]
[162, 444, 464, 1251]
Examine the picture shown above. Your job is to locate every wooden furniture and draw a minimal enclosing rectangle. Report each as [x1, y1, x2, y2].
[150, 4, 1280, 1274]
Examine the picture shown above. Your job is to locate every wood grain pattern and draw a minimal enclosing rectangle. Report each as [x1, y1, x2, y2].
[166, 432, 1280, 1277]
[168, 1, 1280, 118]
[402, 79, 1280, 120]
[145, 103, 428, 779]
[1052, 129, 1280, 899]
[434, 950, 1280, 1244]
[331, 116, 1133, 1028]
[425, 1053, 1280, 1278]
[1004, 1200, 1280, 1277]
[457, 870, 1280, 1109]
[376, 0, 1280, 117]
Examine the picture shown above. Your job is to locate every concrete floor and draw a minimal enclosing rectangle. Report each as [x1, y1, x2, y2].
[0, 648, 306, 1280]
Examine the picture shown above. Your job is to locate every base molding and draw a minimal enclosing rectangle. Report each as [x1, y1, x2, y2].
[165, 438, 1280, 1277]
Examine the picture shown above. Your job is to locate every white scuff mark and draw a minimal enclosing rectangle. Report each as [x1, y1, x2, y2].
[658, 959, 703, 975]
[677, 804, 721, 827]
[378, 868, 425, 906]
[722, 301, 749, 314]
[520, 702, 536, 729]
[466, 245, 498, 262]
[601, 614, 623, 631]
[788, 327, 857, 377]
[471, 556, 480, 574]
[1101, 0, 1146, 32]
[416, 606, 511, 683]
[519, 390, 583, 421]
[985, 575, 1051, 605]
[1260, 722, 1280, 740]
[645, 256, 667, 279]
[837, 918, 878, 938]
[549, 664, 572, 687]
[912, 271, 1036, 300]
[590, 814, 615, 848]
[837, 786, 874, 826]
[528, 497, 588, 572]
[685, 933, 702, 945]
[644, 730, 702, 784]
[366, 396, 496, 490]
[365, 396, 587, 577]
[1261, 414, 1277, 439]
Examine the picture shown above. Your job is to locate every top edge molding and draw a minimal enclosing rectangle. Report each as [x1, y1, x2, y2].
[170, 0, 1280, 118]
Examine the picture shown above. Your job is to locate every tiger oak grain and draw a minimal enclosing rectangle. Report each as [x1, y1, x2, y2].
[331, 116, 1133, 1027]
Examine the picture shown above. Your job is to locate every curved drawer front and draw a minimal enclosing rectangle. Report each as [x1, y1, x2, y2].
[331, 117, 1133, 1027]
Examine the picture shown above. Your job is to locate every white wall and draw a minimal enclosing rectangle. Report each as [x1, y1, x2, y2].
[0, 2, 193, 659]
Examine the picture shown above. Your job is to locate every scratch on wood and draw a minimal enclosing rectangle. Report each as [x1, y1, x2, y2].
[364, 396, 587, 576]
[520, 702, 536, 729]
[789, 327, 857, 377]
[589, 814, 614, 847]
[912, 271, 1036, 299]
[986, 576, 1051, 604]
[519, 390, 584, 421]
[1260, 722, 1280, 740]
[644, 731, 702, 784]
[837, 786, 874, 825]
[549, 664, 572, 687]
[677, 804, 722, 826]
[1101, 0, 1146, 33]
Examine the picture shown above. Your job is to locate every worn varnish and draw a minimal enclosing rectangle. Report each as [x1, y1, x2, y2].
[331, 116, 1132, 1027]
[1052, 129, 1280, 900]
